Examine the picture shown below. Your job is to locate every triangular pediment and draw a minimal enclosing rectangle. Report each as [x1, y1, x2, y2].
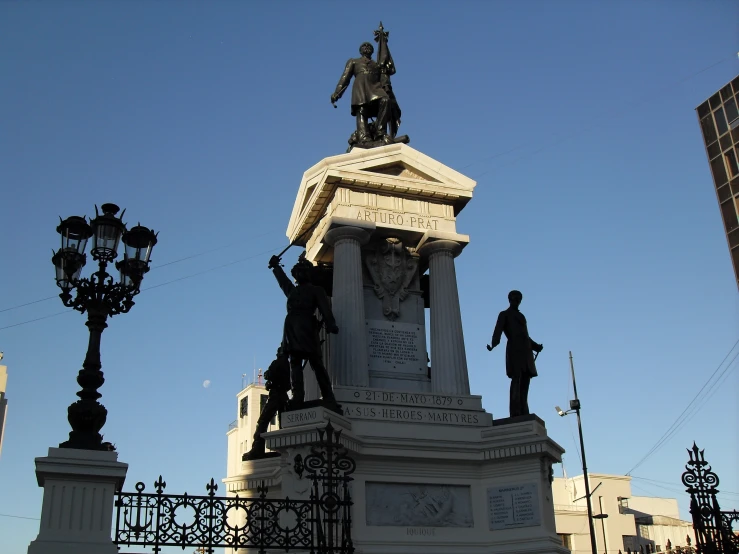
[287, 144, 477, 246]
[359, 162, 441, 183]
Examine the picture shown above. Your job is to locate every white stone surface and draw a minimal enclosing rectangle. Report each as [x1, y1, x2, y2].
[27, 448, 128, 554]
[418, 240, 470, 395]
[224, 410, 568, 554]
[286, 144, 477, 258]
[324, 225, 372, 387]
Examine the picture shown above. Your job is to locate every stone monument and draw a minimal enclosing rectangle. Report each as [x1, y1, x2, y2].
[224, 24, 567, 554]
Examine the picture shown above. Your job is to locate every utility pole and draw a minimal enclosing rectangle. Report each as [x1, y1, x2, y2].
[569, 351, 599, 554]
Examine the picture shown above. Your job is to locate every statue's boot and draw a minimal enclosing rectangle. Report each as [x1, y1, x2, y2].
[242, 438, 266, 460]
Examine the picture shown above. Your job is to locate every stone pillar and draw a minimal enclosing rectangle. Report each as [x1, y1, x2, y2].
[419, 240, 470, 395]
[27, 448, 128, 554]
[324, 226, 371, 388]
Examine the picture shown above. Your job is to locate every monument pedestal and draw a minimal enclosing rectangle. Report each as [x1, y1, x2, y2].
[27, 448, 128, 554]
[225, 395, 566, 554]
[225, 144, 567, 554]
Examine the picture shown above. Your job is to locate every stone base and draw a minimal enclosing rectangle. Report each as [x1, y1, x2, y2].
[283, 397, 344, 416]
[493, 413, 545, 426]
[347, 134, 410, 153]
[27, 448, 128, 554]
[224, 389, 567, 554]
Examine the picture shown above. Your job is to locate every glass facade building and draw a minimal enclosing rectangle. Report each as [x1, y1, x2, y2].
[696, 75, 739, 289]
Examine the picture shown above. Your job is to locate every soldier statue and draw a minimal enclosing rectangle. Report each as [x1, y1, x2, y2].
[487, 291, 543, 417]
[268, 253, 341, 413]
[331, 22, 407, 151]
[242, 347, 291, 461]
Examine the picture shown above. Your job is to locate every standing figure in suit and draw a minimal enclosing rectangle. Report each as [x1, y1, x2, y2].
[268, 253, 341, 413]
[487, 291, 543, 417]
[331, 41, 393, 145]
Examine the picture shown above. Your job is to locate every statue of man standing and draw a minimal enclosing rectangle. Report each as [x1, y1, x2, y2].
[487, 291, 543, 418]
[268, 254, 341, 413]
[331, 41, 393, 145]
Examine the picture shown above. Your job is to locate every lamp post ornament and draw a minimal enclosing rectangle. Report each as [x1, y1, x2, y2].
[52, 203, 157, 451]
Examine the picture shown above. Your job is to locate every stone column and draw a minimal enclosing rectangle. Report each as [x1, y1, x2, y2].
[418, 240, 470, 395]
[27, 448, 128, 554]
[324, 226, 372, 388]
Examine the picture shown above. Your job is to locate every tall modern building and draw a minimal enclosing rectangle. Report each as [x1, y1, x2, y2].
[696, 75, 739, 289]
[0, 360, 7, 458]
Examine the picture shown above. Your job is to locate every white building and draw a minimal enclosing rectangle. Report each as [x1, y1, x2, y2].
[225, 377, 279, 478]
[0, 362, 7, 458]
[553, 473, 694, 554]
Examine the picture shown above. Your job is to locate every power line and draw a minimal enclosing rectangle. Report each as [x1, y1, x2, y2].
[630, 475, 739, 497]
[0, 512, 39, 521]
[0, 229, 282, 314]
[0, 244, 284, 332]
[632, 347, 739, 468]
[626, 338, 739, 475]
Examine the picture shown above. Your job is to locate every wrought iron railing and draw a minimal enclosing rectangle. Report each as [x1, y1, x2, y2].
[115, 423, 355, 554]
[682, 443, 738, 554]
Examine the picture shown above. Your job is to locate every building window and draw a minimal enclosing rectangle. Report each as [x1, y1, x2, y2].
[725, 97, 739, 125]
[715, 107, 729, 136]
[721, 198, 739, 233]
[725, 150, 739, 179]
[638, 524, 651, 540]
[240, 397, 248, 418]
[559, 534, 573, 550]
[701, 115, 718, 144]
[618, 497, 629, 514]
[711, 156, 729, 186]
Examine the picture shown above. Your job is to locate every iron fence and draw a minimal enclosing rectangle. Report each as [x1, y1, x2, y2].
[115, 423, 354, 554]
[683, 444, 738, 554]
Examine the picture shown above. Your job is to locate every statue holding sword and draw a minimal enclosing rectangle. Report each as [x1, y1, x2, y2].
[487, 290, 543, 418]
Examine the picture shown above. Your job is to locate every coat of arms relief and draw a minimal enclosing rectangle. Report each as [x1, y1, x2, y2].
[365, 238, 419, 320]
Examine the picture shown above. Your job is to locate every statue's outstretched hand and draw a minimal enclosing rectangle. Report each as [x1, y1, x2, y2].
[331, 93, 340, 104]
[486, 344, 493, 351]
[268, 255, 281, 269]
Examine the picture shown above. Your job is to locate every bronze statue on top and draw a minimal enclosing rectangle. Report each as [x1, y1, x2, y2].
[331, 22, 409, 152]
[487, 291, 543, 418]
[268, 253, 341, 414]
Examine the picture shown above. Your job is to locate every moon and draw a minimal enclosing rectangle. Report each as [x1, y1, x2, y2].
[202, 380, 211, 389]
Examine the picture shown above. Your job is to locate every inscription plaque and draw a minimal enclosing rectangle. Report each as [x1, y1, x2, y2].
[366, 319, 426, 374]
[366, 483, 473, 527]
[487, 483, 541, 530]
[342, 404, 490, 427]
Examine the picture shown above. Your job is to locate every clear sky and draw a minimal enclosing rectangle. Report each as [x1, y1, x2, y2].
[1, 2, 738, 552]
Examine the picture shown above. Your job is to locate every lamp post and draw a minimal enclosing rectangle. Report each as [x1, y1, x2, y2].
[51, 203, 157, 451]
[555, 351, 598, 554]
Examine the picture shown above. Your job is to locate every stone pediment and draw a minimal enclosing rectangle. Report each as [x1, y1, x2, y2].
[287, 144, 476, 248]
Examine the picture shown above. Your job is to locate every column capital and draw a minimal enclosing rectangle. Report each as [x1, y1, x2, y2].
[418, 239, 463, 259]
[324, 225, 372, 247]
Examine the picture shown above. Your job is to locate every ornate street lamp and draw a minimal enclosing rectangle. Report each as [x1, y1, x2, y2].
[51, 203, 157, 450]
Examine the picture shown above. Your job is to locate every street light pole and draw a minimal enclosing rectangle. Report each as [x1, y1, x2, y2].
[568, 351, 599, 554]
[52, 203, 157, 450]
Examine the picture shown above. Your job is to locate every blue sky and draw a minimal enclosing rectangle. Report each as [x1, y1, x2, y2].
[1, 1, 738, 552]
